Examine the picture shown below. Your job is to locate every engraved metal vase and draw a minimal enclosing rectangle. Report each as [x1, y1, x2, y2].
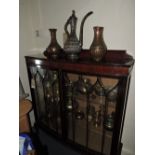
[44, 29, 61, 59]
[90, 26, 107, 62]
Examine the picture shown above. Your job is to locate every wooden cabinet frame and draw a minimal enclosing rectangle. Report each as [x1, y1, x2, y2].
[25, 49, 134, 155]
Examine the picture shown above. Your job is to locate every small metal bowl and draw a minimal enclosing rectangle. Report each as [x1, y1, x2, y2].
[75, 110, 85, 120]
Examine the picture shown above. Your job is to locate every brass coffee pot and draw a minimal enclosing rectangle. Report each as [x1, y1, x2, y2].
[64, 10, 93, 60]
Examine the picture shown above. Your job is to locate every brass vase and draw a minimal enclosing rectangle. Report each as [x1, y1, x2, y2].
[44, 29, 61, 59]
[90, 26, 107, 62]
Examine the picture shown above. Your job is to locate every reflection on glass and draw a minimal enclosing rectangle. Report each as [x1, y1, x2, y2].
[30, 67, 61, 134]
[64, 73, 118, 154]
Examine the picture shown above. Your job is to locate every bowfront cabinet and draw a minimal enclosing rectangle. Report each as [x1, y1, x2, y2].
[25, 49, 134, 155]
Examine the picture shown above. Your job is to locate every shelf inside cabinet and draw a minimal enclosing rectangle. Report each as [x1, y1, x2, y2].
[67, 112, 113, 136]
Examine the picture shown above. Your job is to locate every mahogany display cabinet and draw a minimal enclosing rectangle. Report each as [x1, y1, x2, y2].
[25, 49, 134, 155]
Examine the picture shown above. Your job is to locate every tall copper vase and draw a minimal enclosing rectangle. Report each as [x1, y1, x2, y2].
[90, 27, 107, 62]
[44, 29, 61, 59]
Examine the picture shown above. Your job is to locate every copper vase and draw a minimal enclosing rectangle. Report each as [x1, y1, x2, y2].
[90, 27, 107, 62]
[44, 29, 61, 59]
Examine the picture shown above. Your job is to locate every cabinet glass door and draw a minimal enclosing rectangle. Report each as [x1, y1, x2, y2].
[63, 72, 119, 155]
[30, 66, 62, 135]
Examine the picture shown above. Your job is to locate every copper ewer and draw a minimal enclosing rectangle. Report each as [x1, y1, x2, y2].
[64, 10, 93, 60]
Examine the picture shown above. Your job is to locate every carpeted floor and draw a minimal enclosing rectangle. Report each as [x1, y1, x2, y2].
[38, 129, 81, 155]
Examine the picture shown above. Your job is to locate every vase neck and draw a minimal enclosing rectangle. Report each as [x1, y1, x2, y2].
[49, 29, 57, 43]
[93, 27, 104, 41]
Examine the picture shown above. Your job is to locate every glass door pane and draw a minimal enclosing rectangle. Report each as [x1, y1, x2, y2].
[64, 73, 87, 145]
[30, 66, 62, 135]
[64, 72, 119, 155]
[87, 76, 118, 155]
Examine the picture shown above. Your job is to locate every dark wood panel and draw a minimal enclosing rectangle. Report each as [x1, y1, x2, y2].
[25, 49, 134, 77]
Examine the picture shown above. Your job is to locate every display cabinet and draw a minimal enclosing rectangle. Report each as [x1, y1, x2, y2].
[25, 49, 134, 155]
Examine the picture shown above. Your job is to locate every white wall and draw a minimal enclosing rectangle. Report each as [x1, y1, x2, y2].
[19, 0, 135, 154]
[19, 0, 39, 124]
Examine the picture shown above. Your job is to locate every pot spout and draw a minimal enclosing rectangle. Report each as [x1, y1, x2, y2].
[79, 11, 93, 48]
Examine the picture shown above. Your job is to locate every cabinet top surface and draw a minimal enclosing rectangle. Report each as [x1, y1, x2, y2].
[25, 50, 134, 77]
